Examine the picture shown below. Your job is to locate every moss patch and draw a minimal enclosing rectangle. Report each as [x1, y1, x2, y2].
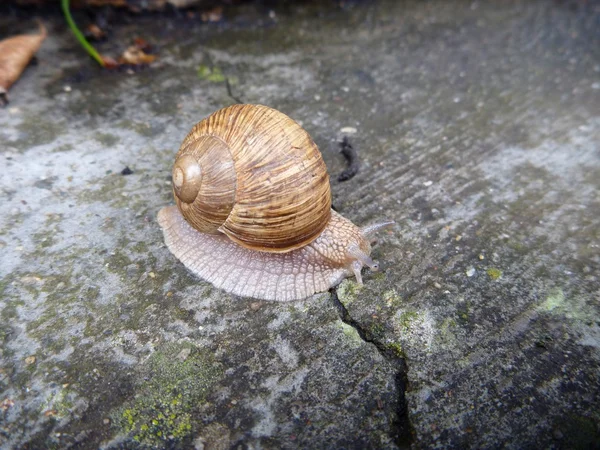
[40, 387, 75, 419]
[12, 114, 65, 151]
[398, 311, 422, 331]
[338, 321, 362, 345]
[539, 288, 565, 312]
[386, 342, 405, 358]
[197, 65, 226, 83]
[486, 268, 502, 280]
[94, 132, 120, 147]
[336, 279, 362, 306]
[383, 289, 402, 308]
[77, 174, 128, 208]
[112, 343, 223, 446]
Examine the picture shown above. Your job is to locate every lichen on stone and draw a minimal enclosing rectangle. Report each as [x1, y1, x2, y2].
[486, 268, 502, 280]
[336, 279, 362, 306]
[338, 321, 362, 344]
[112, 343, 223, 446]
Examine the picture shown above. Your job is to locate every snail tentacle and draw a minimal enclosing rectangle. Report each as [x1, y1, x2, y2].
[360, 220, 395, 238]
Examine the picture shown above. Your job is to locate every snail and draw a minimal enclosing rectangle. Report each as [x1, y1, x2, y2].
[158, 104, 393, 301]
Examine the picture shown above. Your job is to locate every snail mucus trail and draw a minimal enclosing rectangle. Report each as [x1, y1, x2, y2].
[158, 104, 393, 302]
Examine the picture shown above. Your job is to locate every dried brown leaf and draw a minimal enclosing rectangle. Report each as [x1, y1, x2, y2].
[101, 55, 119, 69]
[118, 46, 157, 65]
[0, 22, 47, 104]
[201, 6, 223, 23]
[133, 37, 151, 51]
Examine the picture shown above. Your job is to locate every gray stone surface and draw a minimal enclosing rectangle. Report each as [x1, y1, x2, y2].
[1, 0, 599, 448]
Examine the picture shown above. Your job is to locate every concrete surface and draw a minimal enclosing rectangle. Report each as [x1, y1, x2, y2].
[0, 0, 599, 448]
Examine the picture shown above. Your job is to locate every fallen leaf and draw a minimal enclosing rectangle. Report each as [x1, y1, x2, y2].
[201, 6, 223, 22]
[133, 37, 151, 52]
[0, 22, 47, 105]
[119, 46, 157, 65]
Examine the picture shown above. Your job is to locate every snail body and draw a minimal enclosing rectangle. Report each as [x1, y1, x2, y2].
[158, 104, 392, 301]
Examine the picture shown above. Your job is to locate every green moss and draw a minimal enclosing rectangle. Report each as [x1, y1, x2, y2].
[105, 250, 133, 274]
[112, 343, 223, 446]
[32, 218, 62, 250]
[539, 288, 564, 312]
[486, 268, 502, 280]
[77, 175, 128, 208]
[46, 337, 68, 354]
[398, 311, 422, 331]
[28, 313, 66, 335]
[51, 143, 74, 153]
[386, 342, 405, 358]
[372, 271, 386, 281]
[435, 317, 459, 348]
[1, 299, 23, 321]
[336, 279, 361, 306]
[41, 388, 75, 419]
[456, 300, 471, 325]
[197, 65, 226, 82]
[369, 322, 386, 339]
[506, 239, 527, 254]
[338, 321, 362, 344]
[537, 288, 596, 325]
[443, 318, 457, 328]
[13, 370, 32, 389]
[131, 241, 149, 254]
[33, 232, 57, 249]
[11, 114, 65, 151]
[0, 277, 8, 297]
[383, 289, 402, 308]
[94, 132, 120, 147]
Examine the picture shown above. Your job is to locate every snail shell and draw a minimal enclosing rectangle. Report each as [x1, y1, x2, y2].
[158, 104, 393, 301]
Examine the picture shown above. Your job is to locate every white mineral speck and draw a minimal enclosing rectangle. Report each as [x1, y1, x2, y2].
[466, 267, 476, 277]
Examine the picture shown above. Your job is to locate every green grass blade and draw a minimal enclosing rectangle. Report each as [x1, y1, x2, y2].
[61, 0, 106, 67]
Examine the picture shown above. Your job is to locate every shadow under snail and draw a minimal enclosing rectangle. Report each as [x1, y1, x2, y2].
[158, 104, 393, 301]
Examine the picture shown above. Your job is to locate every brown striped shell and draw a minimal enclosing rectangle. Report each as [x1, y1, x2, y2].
[159, 104, 394, 301]
[172, 104, 332, 253]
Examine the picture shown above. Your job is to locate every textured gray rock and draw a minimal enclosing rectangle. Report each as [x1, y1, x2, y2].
[0, 0, 599, 448]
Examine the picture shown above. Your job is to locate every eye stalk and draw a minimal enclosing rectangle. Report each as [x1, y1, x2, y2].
[172, 154, 202, 204]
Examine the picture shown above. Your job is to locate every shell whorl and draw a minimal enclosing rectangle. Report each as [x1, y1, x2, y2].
[174, 104, 332, 252]
[173, 135, 237, 234]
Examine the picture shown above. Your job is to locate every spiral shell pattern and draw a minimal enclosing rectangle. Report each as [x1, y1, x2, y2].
[173, 104, 331, 252]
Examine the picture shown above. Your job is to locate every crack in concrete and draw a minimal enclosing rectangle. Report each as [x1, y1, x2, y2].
[330, 289, 414, 448]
